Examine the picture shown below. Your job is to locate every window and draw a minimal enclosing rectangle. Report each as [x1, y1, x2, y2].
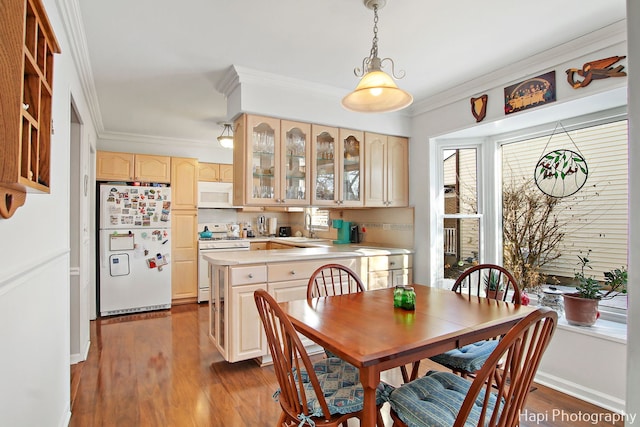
[500, 119, 628, 317]
[434, 114, 628, 322]
[305, 207, 330, 231]
[440, 146, 484, 287]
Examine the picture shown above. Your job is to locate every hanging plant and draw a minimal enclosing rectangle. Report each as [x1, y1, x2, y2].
[533, 122, 589, 198]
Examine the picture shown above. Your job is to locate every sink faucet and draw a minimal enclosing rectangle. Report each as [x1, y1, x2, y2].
[304, 213, 316, 238]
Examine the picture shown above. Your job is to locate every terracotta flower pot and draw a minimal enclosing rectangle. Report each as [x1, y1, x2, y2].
[485, 288, 505, 300]
[562, 293, 599, 326]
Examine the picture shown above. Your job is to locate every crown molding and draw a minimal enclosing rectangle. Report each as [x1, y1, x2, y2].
[99, 130, 212, 147]
[218, 65, 346, 100]
[410, 19, 627, 117]
[56, 0, 104, 133]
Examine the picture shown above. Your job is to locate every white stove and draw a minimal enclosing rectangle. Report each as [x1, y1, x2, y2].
[197, 223, 250, 302]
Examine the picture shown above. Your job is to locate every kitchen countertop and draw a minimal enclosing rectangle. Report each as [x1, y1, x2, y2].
[203, 243, 414, 266]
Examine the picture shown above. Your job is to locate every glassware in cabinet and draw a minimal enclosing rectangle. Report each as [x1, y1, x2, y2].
[248, 117, 279, 204]
[281, 120, 310, 204]
[311, 125, 337, 206]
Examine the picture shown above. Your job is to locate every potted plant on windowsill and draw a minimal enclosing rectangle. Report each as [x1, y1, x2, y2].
[484, 271, 505, 300]
[563, 251, 628, 326]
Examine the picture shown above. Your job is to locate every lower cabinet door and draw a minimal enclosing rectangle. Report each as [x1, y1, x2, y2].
[229, 283, 267, 362]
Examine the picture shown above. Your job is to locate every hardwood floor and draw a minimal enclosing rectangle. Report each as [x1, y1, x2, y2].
[70, 303, 622, 426]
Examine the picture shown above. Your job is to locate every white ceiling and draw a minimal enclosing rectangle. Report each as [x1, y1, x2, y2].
[77, 0, 627, 145]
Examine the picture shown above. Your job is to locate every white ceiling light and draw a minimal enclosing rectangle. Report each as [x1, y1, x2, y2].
[217, 123, 234, 149]
[342, 0, 413, 113]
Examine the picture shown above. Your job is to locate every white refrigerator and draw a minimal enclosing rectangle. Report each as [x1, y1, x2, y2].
[99, 184, 172, 316]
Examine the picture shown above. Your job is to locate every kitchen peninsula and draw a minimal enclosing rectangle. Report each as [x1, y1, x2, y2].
[204, 243, 413, 363]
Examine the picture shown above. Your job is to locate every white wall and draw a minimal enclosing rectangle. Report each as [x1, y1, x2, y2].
[0, 0, 97, 424]
[409, 21, 630, 412]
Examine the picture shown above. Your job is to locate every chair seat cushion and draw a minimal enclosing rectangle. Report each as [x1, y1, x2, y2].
[388, 371, 500, 427]
[293, 357, 392, 417]
[429, 339, 499, 373]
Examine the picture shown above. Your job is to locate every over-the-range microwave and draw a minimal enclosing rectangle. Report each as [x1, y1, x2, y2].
[197, 181, 234, 208]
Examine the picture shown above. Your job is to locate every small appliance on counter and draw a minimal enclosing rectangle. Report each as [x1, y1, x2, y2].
[350, 224, 361, 243]
[257, 215, 267, 236]
[332, 219, 351, 244]
[278, 226, 292, 237]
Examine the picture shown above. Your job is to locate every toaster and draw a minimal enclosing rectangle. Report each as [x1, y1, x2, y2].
[278, 226, 292, 237]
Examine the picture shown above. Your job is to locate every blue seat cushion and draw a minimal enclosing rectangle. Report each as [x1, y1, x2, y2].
[388, 371, 500, 427]
[429, 339, 499, 373]
[288, 357, 393, 417]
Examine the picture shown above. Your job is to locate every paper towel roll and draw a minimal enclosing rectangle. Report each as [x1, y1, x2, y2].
[268, 217, 277, 236]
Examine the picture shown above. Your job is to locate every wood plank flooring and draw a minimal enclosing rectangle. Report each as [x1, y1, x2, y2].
[70, 303, 623, 426]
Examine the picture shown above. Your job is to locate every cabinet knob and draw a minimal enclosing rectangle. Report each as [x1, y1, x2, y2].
[390, 261, 396, 266]
[248, 273, 254, 278]
[290, 270, 296, 275]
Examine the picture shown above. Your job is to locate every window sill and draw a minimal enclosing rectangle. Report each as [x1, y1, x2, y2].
[556, 316, 627, 344]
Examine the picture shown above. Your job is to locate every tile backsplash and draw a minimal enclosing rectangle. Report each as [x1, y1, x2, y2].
[197, 207, 414, 248]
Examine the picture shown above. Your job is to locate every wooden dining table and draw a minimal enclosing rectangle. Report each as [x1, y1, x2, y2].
[279, 284, 537, 427]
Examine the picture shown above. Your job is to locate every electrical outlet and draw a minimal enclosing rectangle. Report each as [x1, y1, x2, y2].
[383, 224, 391, 231]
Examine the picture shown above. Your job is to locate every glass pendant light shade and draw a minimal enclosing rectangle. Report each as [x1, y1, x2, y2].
[342, 70, 413, 113]
[217, 123, 234, 149]
[342, 0, 413, 113]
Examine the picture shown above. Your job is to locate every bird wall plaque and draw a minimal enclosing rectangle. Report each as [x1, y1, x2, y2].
[566, 55, 626, 89]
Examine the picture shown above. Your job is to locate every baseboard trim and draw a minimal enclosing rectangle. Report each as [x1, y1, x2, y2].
[535, 370, 625, 414]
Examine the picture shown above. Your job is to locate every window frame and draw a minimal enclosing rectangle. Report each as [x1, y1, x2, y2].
[432, 107, 628, 323]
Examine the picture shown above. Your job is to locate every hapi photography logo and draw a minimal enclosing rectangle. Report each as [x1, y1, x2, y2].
[520, 409, 636, 425]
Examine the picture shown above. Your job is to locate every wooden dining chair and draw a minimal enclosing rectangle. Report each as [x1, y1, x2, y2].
[389, 307, 557, 427]
[429, 264, 521, 379]
[254, 289, 387, 427]
[307, 264, 366, 359]
[306, 263, 366, 299]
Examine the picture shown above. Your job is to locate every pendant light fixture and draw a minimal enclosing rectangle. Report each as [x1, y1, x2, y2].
[342, 0, 413, 113]
[217, 122, 234, 149]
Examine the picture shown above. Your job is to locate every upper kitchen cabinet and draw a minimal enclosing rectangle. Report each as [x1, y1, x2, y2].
[311, 126, 364, 207]
[280, 120, 311, 205]
[234, 114, 280, 206]
[135, 154, 171, 183]
[364, 133, 409, 207]
[234, 115, 310, 207]
[0, 0, 60, 218]
[199, 162, 233, 183]
[171, 157, 198, 210]
[96, 151, 171, 183]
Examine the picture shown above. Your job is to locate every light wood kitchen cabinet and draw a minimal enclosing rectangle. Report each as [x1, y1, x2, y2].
[250, 242, 268, 251]
[96, 151, 171, 183]
[210, 264, 268, 362]
[233, 115, 311, 207]
[171, 210, 198, 301]
[210, 257, 358, 363]
[171, 157, 198, 302]
[362, 254, 413, 290]
[199, 162, 233, 183]
[0, 0, 60, 218]
[364, 133, 409, 207]
[311, 126, 364, 207]
[171, 157, 198, 210]
[96, 151, 134, 181]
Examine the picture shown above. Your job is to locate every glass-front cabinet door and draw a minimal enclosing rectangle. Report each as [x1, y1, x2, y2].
[339, 129, 364, 207]
[246, 115, 280, 205]
[281, 120, 310, 205]
[312, 126, 364, 206]
[311, 125, 338, 206]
